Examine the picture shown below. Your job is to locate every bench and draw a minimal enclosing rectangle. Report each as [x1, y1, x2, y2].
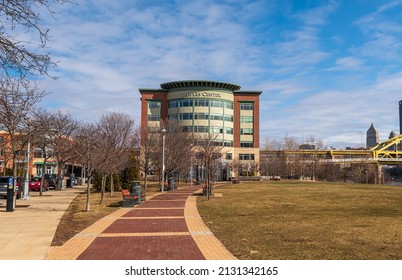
[121, 189, 140, 207]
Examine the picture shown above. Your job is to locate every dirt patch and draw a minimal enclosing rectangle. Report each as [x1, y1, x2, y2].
[51, 191, 122, 246]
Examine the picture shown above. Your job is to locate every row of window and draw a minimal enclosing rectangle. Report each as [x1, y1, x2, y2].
[240, 141, 254, 147]
[154, 113, 251, 123]
[181, 126, 234, 135]
[240, 128, 253, 135]
[239, 154, 255, 160]
[194, 139, 234, 147]
[168, 113, 234, 122]
[168, 99, 234, 109]
[240, 103, 253, 110]
[148, 101, 161, 109]
[240, 116, 253, 123]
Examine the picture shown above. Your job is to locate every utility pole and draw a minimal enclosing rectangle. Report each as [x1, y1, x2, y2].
[23, 141, 30, 200]
[161, 128, 167, 192]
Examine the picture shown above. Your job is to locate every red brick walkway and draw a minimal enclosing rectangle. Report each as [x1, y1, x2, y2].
[76, 186, 205, 260]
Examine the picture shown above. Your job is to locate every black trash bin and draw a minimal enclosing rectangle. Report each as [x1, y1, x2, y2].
[168, 179, 174, 191]
[130, 181, 142, 204]
[5, 177, 15, 212]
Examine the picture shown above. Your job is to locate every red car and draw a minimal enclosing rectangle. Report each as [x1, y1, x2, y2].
[29, 177, 49, 191]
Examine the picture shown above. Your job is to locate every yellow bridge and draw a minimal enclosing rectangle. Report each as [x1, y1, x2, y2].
[261, 134, 402, 165]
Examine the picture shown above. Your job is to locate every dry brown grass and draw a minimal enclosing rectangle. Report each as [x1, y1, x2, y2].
[197, 180, 402, 260]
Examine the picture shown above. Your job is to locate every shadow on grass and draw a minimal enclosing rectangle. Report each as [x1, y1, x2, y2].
[107, 201, 122, 208]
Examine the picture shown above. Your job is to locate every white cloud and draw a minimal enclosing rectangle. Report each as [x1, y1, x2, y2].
[32, 0, 402, 148]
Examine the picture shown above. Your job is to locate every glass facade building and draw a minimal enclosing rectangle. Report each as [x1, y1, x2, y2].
[139, 80, 262, 178]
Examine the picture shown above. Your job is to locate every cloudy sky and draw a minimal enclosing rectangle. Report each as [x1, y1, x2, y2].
[37, 0, 402, 148]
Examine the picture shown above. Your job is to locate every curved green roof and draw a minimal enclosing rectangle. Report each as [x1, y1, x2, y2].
[160, 80, 241, 91]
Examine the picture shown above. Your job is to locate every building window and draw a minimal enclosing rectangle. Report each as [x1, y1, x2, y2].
[239, 154, 255, 160]
[194, 113, 209, 120]
[168, 101, 179, 108]
[224, 128, 233, 135]
[147, 115, 160, 121]
[210, 114, 224, 121]
[224, 101, 234, 109]
[194, 99, 209, 107]
[240, 116, 253, 123]
[240, 141, 253, 147]
[210, 100, 224, 108]
[240, 128, 253, 135]
[224, 115, 233, 122]
[179, 113, 193, 120]
[226, 153, 232, 160]
[180, 100, 193, 107]
[148, 101, 161, 109]
[210, 126, 223, 134]
[193, 126, 209, 133]
[240, 103, 253, 110]
[33, 149, 43, 158]
[224, 141, 233, 147]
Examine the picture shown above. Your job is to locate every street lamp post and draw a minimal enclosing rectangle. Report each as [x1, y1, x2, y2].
[23, 140, 30, 200]
[190, 144, 193, 187]
[161, 128, 167, 192]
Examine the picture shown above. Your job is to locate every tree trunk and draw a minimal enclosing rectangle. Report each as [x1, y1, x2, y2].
[40, 160, 47, 196]
[144, 173, 148, 201]
[85, 175, 91, 211]
[110, 173, 114, 197]
[100, 174, 106, 204]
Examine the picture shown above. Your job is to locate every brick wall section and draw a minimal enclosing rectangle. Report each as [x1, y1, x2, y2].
[139, 90, 168, 146]
[233, 92, 261, 148]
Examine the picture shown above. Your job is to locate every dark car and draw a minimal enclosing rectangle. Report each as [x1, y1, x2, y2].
[0, 176, 23, 198]
[44, 174, 57, 189]
[29, 177, 49, 191]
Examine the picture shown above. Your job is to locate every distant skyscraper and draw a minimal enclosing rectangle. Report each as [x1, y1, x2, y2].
[399, 100, 402, 134]
[367, 123, 379, 148]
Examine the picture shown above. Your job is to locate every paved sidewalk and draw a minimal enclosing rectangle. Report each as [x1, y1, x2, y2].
[0, 187, 83, 260]
[47, 186, 237, 260]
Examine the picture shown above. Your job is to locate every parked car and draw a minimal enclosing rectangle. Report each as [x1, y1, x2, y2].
[29, 177, 49, 191]
[44, 174, 57, 189]
[0, 176, 23, 198]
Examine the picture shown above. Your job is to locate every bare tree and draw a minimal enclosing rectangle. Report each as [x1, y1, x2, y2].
[0, 133, 13, 176]
[0, 78, 45, 183]
[164, 120, 192, 186]
[194, 133, 224, 199]
[0, 0, 68, 79]
[72, 122, 100, 211]
[96, 112, 136, 203]
[50, 110, 78, 190]
[31, 108, 54, 195]
[139, 124, 161, 193]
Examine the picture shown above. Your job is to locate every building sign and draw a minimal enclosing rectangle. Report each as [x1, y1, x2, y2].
[181, 91, 222, 98]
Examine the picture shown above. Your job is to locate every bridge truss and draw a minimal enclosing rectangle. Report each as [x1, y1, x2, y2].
[262, 134, 402, 165]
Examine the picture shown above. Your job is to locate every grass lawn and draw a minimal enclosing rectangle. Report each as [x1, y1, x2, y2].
[197, 180, 402, 260]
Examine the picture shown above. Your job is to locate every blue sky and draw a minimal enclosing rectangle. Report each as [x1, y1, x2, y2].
[38, 0, 402, 148]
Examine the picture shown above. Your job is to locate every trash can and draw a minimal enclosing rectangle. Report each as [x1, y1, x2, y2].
[6, 177, 15, 212]
[130, 181, 142, 204]
[168, 179, 174, 191]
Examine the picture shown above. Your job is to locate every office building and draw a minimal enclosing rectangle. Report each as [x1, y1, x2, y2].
[366, 123, 379, 148]
[139, 80, 262, 179]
